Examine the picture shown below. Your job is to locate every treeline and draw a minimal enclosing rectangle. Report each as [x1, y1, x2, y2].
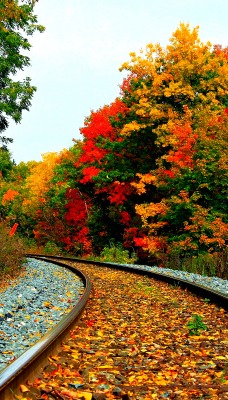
[0, 24, 228, 277]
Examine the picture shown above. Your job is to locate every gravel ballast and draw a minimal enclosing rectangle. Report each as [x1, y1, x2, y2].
[137, 264, 228, 296]
[0, 258, 85, 372]
[109, 262, 228, 296]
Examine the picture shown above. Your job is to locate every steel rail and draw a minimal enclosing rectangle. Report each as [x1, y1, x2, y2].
[0, 257, 92, 400]
[27, 254, 228, 310]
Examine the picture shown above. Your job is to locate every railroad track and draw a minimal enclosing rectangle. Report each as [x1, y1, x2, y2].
[0, 255, 227, 399]
[0, 257, 92, 400]
[33, 254, 228, 309]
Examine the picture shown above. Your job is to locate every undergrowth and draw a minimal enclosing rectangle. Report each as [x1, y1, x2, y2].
[91, 241, 137, 264]
[164, 251, 228, 279]
[0, 221, 26, 276]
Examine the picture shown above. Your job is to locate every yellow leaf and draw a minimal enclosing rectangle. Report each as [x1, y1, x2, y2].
[129, 375, 136, 383]
[77, 392, 92, 400]
[72, 354, 79, 360]
[215, 356, 227, 360]
[20, 384, 29, 393]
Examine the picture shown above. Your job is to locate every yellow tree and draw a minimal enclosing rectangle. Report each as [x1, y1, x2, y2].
[119, 23, 228, 268]
[24, 152, 60, 212]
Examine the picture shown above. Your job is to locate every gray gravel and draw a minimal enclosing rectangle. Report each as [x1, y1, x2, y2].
[112, 262, 228, 296]
[0, 258, 84, 372]
[140, 265, 228, 296]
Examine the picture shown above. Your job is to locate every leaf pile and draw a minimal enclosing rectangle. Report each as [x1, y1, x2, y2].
[16, 263, 228, 399]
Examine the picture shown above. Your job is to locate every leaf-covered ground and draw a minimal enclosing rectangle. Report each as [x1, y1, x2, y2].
[16, 263, 228, 399]
[0, 268, 26, 292]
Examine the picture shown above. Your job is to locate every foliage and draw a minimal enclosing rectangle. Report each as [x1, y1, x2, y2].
[22, 146, 93, 255]
[0, 154, 39, 236]
[92, 241, 137, 264]
[1, 24, 228, 277]
[24, 152, 60, 206]
[187, 314, 208, 336]
[0, 220, 26, 274]
[0, 0, 44, 144]
[1, 187, 19, 205]
[0, 147, 14, 178]
[66, 23, 227, 271]
[43, 241, 61, 255]
[165, 251, 227, 278]
[118, 23, 228, 269]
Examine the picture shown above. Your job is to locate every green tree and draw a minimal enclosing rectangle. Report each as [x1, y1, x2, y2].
[0, 0, 44, 145]
[0, 147, 14, 178]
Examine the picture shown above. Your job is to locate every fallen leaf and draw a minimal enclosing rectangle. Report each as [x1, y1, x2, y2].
[20, 384, 30, 393]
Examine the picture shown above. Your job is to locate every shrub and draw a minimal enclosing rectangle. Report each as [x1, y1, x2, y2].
[165, 251, 228, 279]
[0, 221, 26, 275]
[43, 241, 61, 255]
[93, 241, 137, 264]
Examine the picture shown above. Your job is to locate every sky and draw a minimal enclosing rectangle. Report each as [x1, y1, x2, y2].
[6, 0, 228, 164]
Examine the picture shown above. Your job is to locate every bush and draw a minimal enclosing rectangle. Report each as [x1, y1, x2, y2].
[43, 241, 61, 255]
[0, 221, 26, 275]
[92, 241, 137, 264]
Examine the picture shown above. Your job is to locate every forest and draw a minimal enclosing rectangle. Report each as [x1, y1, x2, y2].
[0, 2, 228, 279]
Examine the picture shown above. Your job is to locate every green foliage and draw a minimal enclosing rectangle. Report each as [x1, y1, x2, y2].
[93, 241, 137, 264]
[0, 220, 26, 274]
[8, 160, 38, 182]
[165, 251, 227, 279]
[0, 0, 45, 143]
[187, 314, 207, 336]
[43, 241, 61, 255]
[0, 147, 14, 178]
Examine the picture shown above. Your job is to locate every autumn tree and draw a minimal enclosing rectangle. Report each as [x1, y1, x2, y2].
[75, 98, 148, 255]
[118, 23, 228, 272]
[72, 23, 227, 272]
[0, 156, 38, 235]
[0, 153, 59, 239]
[0, 0, 44, 145]
[25, 144, 92, 255]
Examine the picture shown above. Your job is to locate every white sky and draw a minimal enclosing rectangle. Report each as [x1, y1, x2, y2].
[6, 0, 228, 164]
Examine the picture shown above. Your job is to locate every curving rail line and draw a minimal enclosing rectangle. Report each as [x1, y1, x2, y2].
[29, 254, 228, 309]
[0, 254, 227, 399]
[0, 257, 92, 400]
